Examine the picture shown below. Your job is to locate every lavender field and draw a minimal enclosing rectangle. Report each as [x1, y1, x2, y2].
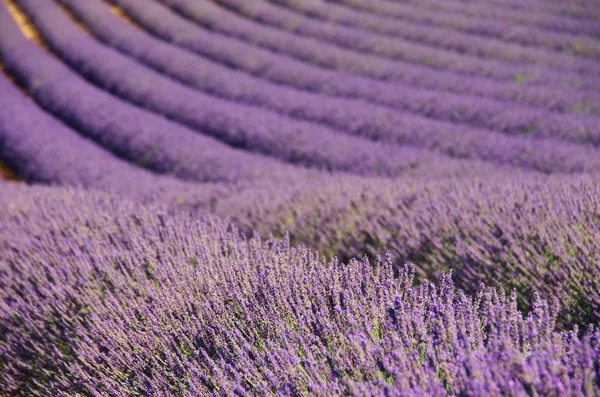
[0, 0, 599, 395]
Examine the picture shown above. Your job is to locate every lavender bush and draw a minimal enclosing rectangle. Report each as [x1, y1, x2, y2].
[0, 184, 598, 396]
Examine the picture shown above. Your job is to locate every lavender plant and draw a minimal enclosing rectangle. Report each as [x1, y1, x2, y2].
[0, 184, 598, 396]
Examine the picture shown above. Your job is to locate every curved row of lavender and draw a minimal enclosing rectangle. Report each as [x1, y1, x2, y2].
[385, 0, 600, 52]
[0, 1, 319, 187]
[152, 0, 600, 111]
[0, 71, 230, 210]
[214, 0, 599, 84]
[9, 0, 462, 179]
[1, 184, 598, 395]
[401, 0, 600, 24]
[106, 0, 600, 142]
[271, 0, 600, 74]
[36, 0, 600, 174]
[328, 0, 600, 40]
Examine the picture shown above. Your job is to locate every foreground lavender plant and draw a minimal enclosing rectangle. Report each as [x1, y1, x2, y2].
[215, 175, 600, 326]
[0, 184, 598, 396]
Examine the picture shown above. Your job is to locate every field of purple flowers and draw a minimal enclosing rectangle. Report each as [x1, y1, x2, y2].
[0, 0, 599, 395]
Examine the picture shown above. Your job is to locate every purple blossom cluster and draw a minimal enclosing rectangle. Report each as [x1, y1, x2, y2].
[1, 184, 598, 395]
[215, 175, 600, 325]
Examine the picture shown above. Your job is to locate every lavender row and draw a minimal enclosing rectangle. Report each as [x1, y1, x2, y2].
[387, 0, 600, 43]
[55, 0, 600, 175]
[398, 0, 600, 27]
[3, 4, 483, 195]
[273, 0, 600, 77]
[109, 0, 600, 142]
[217, 175, 600, 326]
[432, 0, 600, 21]
[1, 185, 598, 395]
[0, 61, 484, 228]
[380, 0, 600, 59]
[214, 0, 598, 88]
[13, 0, 437, 179]
[156, 0, 600, 109]
[0, 71, 225, 210]
[0, 4, 309, 188]
[328, 0, 600, 40]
